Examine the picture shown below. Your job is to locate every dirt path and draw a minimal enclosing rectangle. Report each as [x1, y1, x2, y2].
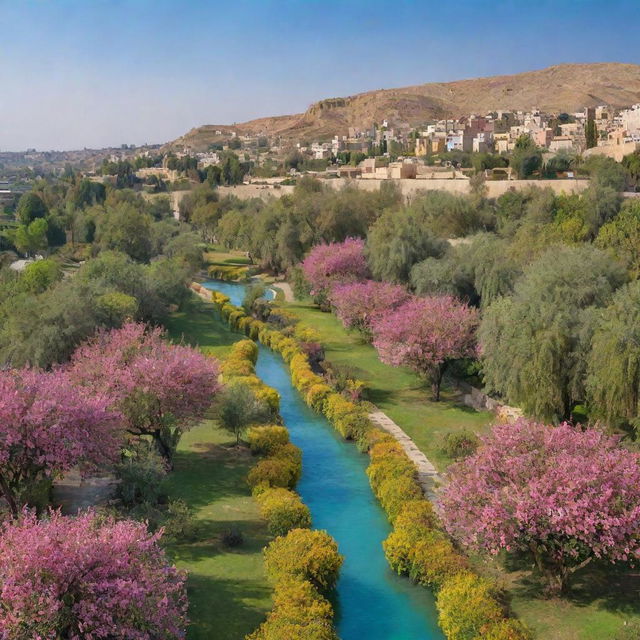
[272, 281, 294, 302]
[369, 410, 441, 499]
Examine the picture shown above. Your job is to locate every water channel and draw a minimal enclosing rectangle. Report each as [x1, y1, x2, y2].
[203, 280, 443, 640]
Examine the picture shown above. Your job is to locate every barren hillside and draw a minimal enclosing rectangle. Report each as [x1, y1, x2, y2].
[169, 63, 640, 150]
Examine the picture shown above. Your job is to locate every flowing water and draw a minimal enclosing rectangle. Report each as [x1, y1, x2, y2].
[203, 280, 443, 640]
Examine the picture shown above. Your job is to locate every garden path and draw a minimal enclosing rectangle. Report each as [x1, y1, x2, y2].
[369, 410, 441, 499]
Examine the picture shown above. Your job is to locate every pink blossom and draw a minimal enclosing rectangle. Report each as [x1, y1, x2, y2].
[66, 322, 220, 464]
[301, 237, 370, 298]
[0, 510, 187, 639]
[0, 369, 121, 515]
[372, 295, 478, 399]
[439, 419, 640, 591]
[329, 280, 410, 338]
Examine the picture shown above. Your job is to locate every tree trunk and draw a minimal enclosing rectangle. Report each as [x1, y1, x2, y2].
[153, 430, 174, 470]
[0, 471, 19, 518]
[431, 365, 445, 402]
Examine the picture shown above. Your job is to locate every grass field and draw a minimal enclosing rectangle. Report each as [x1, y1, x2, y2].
[282, 297, 640, 640]
[164, 295, 272, 640]
[283, 300, 491, 470]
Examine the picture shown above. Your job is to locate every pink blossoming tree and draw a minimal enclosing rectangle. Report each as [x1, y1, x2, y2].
[329, 280, 410, 340]
[372, 296, 478, 400]
[439, 419, 640, 594]
[67, 322, 220, 466]
[0, 369, 121, 517]
[0, 510, 187, 639]
[301, 238, 370, 308]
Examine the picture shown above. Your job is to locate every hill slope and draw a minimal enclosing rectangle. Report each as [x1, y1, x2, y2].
[170, 63, 640, 150]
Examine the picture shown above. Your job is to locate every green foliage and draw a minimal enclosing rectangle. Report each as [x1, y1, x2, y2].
[596, 199, 640, 277]
[263, 528, 343, 591]
[480, 245, 626, 420]
[16, 192, 48, 225]
[20, 258, 61, 293]
[255, 487, 311, 536]
[246, 425, 290, 455]
[436, 572, 504, 640]
[367, 208, 447, 283]
[441, 430, 479, 460]
[587, 280, 640, 431]
[217, 381, 272, 445]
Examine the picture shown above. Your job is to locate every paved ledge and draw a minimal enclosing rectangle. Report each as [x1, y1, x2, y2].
[369, 410, 441, 500]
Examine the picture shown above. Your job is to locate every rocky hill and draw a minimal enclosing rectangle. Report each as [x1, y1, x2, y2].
[169, 63, 640, 150]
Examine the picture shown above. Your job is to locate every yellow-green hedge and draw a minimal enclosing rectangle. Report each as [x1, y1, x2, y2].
[256, 488, 312, 536]
[264, 528, 343, 591]
[246, 577, 338, 640]
[247, 425, 290, 455]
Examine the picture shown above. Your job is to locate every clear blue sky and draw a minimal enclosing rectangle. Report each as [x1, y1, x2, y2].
[1, 0, 639, 151]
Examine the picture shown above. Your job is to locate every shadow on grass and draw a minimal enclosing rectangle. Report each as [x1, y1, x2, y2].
[502, 552, 640, 617]
[164, 446, 255, 509]
[184, 572, 270, 640]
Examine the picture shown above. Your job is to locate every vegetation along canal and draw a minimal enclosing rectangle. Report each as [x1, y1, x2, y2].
[204, 280, 443, 640]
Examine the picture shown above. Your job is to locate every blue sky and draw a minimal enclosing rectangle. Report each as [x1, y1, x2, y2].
[1, 0, 640, 150]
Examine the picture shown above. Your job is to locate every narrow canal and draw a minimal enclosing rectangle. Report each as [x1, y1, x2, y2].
[204, 281, 443, 640]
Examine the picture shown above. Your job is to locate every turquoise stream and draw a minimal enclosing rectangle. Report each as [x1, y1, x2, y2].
[203, 281, 443, 640]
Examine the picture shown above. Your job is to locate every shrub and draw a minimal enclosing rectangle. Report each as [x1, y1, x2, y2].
[264, 528, 343, 591]
[247, 577, 337, 640]
[221, 357, 255, 378]
[248, 453, 301, 493]
[305, 383, 333, 412]
[115, 444, 167, 508]
[247, 425, 290, 455]
[231, 339, 259, 364]
[436, 573, 504, 640]
[481, 619, 533, 640]
[441, 430, 479, 460]
[256, 488, 312, 536]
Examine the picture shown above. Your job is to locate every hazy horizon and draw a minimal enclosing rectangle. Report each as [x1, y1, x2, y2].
[2, 0, 640, 152]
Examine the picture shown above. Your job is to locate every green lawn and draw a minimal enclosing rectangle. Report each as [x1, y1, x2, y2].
[164, 295, 272, 640]
[283, 300, 491, 470]
[282, 298, 640, 640]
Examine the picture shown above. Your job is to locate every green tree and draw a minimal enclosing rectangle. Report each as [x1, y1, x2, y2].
[16, 192, 48, 226]
[217, 382, 272, 445]
[367, 210, 447, 283]
[585, 118, 598, 149]
[20, 259, 61, 293]
[13, 218, 49, 256]
[596, 199, 640, 277]
[480, 245, 626, 421]
[587, 281, 640, 431]
[96, 204, 153, 262]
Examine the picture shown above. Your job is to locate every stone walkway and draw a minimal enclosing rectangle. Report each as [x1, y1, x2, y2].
[369, 410, 441, 500]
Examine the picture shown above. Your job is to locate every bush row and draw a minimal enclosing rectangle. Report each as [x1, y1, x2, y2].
[208, 285, 528, 640]
[207, 264, 249, 281]
[248, 529, 343, 640]
[214, 325, 341, 640]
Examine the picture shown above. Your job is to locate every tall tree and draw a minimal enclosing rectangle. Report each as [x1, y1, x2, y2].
[479, 245, 626, 420]
[587, 280, 640, 431]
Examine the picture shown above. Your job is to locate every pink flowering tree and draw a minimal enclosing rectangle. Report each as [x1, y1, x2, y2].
[301, 237, 370, 308]
[329, 280, 411, 341]
[439, 419, 640, 594]
[67, 322, 220, 467]
[0, 509, 187, 639]
[372, 296, 478, 400]
[0, 369, 121, 517]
